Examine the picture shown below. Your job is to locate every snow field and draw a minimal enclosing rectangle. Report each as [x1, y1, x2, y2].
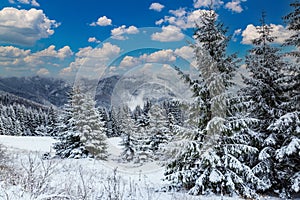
[0, 135, 244, 200]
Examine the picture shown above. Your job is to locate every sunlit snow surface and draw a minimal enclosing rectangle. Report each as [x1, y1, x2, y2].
[0, 135, 56, 152]
[0, 135, 279, 200]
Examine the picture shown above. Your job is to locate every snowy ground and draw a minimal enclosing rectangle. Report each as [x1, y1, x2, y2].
[0, 135, 278, 200]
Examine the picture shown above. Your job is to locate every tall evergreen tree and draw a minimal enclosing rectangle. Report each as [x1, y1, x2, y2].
[107, 106, 122, 137]
[120, 105, 137, 162]
[260, 3, 300, 197]
[164, 9, 265, 198]
[241, 13, 298, 197]
[282, 0, 300, 112]
[147, 104, 171, 159]
[53, 101, 88, 159]
[283, 0, 300, 60]
[80, 94, 108, 160]
[53, 89, 89, 159]
[45, 107, 59, 136]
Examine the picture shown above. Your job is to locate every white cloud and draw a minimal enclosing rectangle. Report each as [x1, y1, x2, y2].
[232, 28, 242, 42]
[9, 0, 40, 7]
[119, 56, 141, 68]
[0, 46, 30, 66]
[62, 42, 121, 77]
[31, 45, 73, 60]
[225, 0, 245, 13]
[151, 25, 184, 42]
[90, 16, 112, 26]
[271, 24, 294, 44]
[59, 67, 73, 76]
[22, 45, 73, 67]
[111, 25, 139, 40]
[118, 49, 177, 69]
[155, 19, 164, 25]
[149, 2, 165, 12]
[75, 43, 120, 59]
[241, 24, 293, 44]
[169, 8, 187, 17]
[174, 46, 194, 60]
[0, 45, 73, 76]
[88, 37, 100, 43]
[0, 46, 30, 58]
[156, 9, 212, 29]
[241, 25, 258, 44]
[36, 68, 49, 75]
[142, 49, 176, 63]
[193, 0, 224, 8]
[0, 7, 59, 46]
[0, 45, 72, 66]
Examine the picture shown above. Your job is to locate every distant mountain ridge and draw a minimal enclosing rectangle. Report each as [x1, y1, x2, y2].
[0, 74, 191, 109]
[0, 90, 50, 111]
[0, 76, 121, 108]
[0, 76, 70, 107]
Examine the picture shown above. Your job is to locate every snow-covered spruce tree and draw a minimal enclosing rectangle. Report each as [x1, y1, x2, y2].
[80, 94, 108, 160]
[120, 103, 152, 163]
[147, 104, 171, 159]
[267, 112, 300, 198]
[283, 0, 300, 61]
[45, 107, 60, 136]
[53, 99, 88, 159]
[131, 111, 153, 163]
[119, 105, 137, 162]
[107, 106, 122, 137]
[98, 107, 109, 136]
[54, 88, 91, 159]
[164, 10, 265, 198]
[241, 13, 297, 197]
[163, 100, 184, 126]
[282, 0, 300, 112]
[260, 5, 300, 197]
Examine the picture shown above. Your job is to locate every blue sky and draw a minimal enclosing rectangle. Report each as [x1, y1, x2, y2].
[0, 0, 293, 79]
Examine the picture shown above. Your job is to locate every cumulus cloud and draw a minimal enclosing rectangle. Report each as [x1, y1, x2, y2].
[59, 67, 73, 77]
[75, 43, 120, 59]
[90, 16, 112, 26]
[111, 25, 139, 40]
[193, 0, 224, 8]
[151, 25, 184, 42]
[241, 24, 293, 44]
[9, 0, 40, 7]
[119, 49, 178, 70]
[142, 49, 176, 63]
[0, 7, 59, 46]
[0, 45, 72, 66]
[88, 37, 100, 43]
[62, 42, 121, 77]
[156, 9, 212, 29]
[31, 45, 73, 60]
[118, 49, 177, 70]
[149, 2, 165, 12]
[0, 46, 30, 58]
[36, 68, 50, 75]
[174, 46, 194, 60]
[0, 46, 30, 67]
[119, 56, 141, 68]
[225, 0, 246, 13]
[0, 45, 73, 76]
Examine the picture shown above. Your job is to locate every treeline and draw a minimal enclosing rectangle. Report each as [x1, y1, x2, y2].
[0, 93, 57, 136]
[53, 85, 186, 160]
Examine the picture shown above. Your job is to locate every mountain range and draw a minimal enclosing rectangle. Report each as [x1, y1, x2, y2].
[0, 74, 192, 110]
